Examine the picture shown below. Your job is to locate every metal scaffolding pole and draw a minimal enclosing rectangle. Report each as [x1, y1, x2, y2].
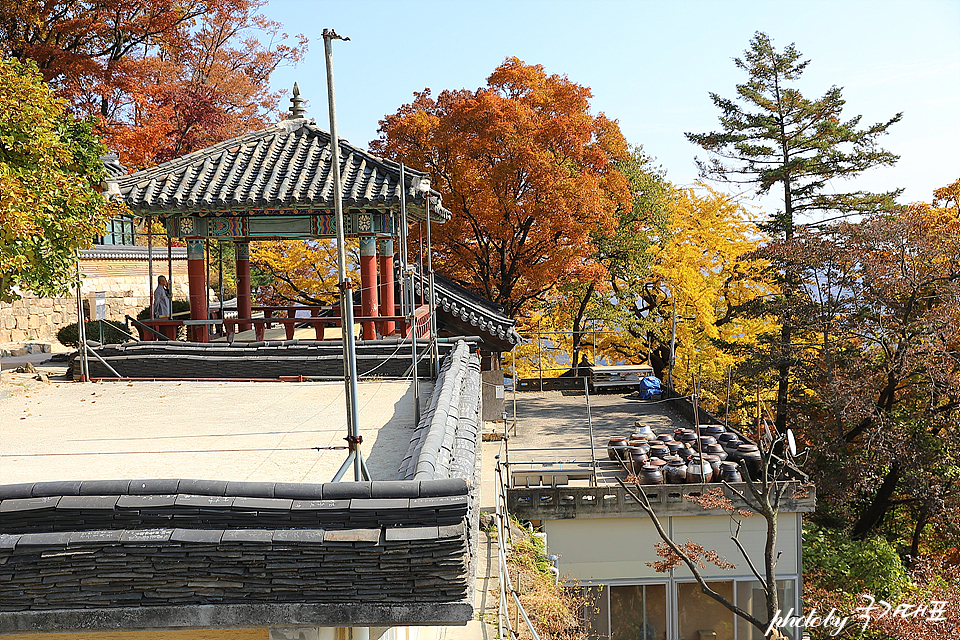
[323, 28, 367, 482]
[400, 164, 420, 424]
[424, 190, 439, 378]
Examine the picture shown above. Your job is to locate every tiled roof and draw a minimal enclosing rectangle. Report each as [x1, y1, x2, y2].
[0, 478, 473, 626]
[399, 341, 482, 482]
[79, 339, 469, 380]
[412, 267, 522, 349]
[101, 154, 127, 178]
[81, 245, 188, 261]
[109, 118, 450, 222]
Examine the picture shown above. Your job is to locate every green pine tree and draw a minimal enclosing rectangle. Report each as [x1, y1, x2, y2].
[685, 31, 902, 434]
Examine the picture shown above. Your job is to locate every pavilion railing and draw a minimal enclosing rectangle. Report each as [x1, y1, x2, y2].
[138, 303, 432, 343]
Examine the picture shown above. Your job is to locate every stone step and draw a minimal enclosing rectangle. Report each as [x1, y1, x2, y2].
[0, 342, 52, 358]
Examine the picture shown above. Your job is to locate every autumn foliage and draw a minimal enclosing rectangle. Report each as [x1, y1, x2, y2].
[372, 57, 631, 318]
[250, 239, 358, 306]
[0, 0, 306, 169]
[0, 57, 118, 301]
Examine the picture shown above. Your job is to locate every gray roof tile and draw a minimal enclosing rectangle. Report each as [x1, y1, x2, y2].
[170, 529, 223, 544]
[110, 119, 450, 223]
[271, 529, 324, 544]
[56, 495, 120, 510]
[322, 528, 381, 544]
[69, 530, 124, 546]
[119, 529, 173, 544]
[1, 496, 61, 512]
[232, 497, 293, 511]
[221, 530, 274, 543]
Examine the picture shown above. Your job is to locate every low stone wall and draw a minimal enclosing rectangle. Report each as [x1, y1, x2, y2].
[0, 295, 78, 344]
[0, 252, 188, 345]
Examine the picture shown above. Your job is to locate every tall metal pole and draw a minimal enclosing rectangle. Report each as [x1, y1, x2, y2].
[147, 217, 154, 321]
[166, 235, 173, 320]
[75, 256, 88, 381]
[668, 299, 677, 389]
[724, 364, 732, 429]
[401, 164, 420, 424]
[323, 28, 365, 482]
[424, 191, 439, 378]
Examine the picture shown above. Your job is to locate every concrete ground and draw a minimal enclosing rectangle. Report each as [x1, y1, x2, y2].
[0, 372, 430, 484]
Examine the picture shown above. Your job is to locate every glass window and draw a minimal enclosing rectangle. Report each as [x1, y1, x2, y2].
[96, 215, 136, 246]
[736, 580, 796, 640]
[677, 581, 734, 640]
[610, 584, 667, 640]
[584, 586, 609, 640]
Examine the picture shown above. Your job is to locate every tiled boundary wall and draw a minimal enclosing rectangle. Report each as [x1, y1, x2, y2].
[0, 251, 188, 344]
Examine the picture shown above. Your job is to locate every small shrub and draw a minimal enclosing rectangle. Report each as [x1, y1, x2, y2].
[803, 524, 911, 600]
[57, 320, 133, 348]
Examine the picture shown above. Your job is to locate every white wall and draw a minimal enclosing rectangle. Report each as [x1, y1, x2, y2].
[544, 513, 799, 582]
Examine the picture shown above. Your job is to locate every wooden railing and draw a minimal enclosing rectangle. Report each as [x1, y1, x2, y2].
[139, 304, 432, 343]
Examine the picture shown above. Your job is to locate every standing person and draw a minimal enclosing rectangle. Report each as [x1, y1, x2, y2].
[153, 276, 171, 318]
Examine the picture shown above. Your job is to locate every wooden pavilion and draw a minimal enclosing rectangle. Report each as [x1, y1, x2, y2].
[110, 91, 448, 345]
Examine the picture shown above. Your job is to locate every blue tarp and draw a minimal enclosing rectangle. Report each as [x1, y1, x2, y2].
[638, 375, 662, 399]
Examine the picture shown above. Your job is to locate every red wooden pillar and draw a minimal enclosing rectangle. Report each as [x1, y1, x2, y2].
[360, 237, 379, 340]
[235, 242, 252, 332]
[378, 238, 395, 336]
[186, 239, 209, 343]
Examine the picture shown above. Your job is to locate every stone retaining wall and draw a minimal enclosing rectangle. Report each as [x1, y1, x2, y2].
[0, 255, 188, 344]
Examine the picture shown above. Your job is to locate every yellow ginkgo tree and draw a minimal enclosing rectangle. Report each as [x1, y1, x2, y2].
[648, 185, 779, 419]
[250, 239, 358, 306]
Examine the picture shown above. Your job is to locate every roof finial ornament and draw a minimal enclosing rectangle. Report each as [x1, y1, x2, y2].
[289, 82, 306, 119]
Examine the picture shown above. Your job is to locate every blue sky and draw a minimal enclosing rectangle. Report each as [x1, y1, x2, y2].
[261, 0, 960, 214]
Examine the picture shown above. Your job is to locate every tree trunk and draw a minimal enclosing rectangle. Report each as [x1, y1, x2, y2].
[570, 282, 594, 376]
[775, 321, 791, 434]
[851, 460, 901, 539]
[908, 499, 931, 567]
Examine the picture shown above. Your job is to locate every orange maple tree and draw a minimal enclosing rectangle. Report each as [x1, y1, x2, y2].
[0, 0, 306, 168]
[371, 57, 631, 318]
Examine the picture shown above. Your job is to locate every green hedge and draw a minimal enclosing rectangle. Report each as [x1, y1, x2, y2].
[57, 320, 133, 348]
[803, 524, 911, 600]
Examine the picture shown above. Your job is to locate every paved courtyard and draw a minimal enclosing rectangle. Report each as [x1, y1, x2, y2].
[0, 368, 429, 484]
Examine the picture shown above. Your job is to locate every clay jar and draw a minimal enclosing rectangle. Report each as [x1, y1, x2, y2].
[648, 443, 669, 460]
[607, 436, 630, 461]
[737, 444, 762, 480]
[628, 448, 649, 474]
[676, 445, 696, 460]
[686, 456, 714, 483]
[664, 457, 688, 484]
[721, 436, 742, 460]
[656, 434, 673, 443]
[698, 435, 717, 449]
[705, 443, 728, 461]
[628, 439, 651, 456]
[664, 440, 683, 455]
[632, 423, 655, 440]
[703, 454, 722, 481]
[719, 461, 742, 483]
[638, 463, 664, 485]
[717, 432, 739, 445]
[703, 425, 726, 438]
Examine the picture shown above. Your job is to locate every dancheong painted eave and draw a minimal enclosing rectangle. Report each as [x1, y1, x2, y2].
[108, 117, 451, 223]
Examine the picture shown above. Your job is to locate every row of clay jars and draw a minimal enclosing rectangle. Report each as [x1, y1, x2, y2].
[638, 456, 752, 485]
[637, 454, 720, 485]
[611, 429, 763, 481]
